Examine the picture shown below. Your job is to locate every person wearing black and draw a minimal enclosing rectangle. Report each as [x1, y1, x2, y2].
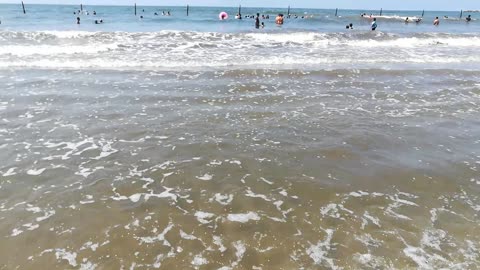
[255, 13, 260, 29]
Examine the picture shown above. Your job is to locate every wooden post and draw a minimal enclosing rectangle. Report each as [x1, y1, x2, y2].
[335, 8, 338, 17]
[134, 3, 137, 16]
[287, 5, 290, 15]
[21, 1, 26, 14]
[238, 5, 241, 15]
[80, 4, 83, 11]
[460, 10, 463, 18]
[422, 10, 424, 17]
[380, 8, 382, 16]
[187, 5, 189, 16]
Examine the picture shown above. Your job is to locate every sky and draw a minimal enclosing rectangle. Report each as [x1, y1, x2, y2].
[0, 0, 478, 11]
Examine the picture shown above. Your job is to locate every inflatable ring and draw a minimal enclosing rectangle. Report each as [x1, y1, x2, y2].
[219, 12, 228, 20]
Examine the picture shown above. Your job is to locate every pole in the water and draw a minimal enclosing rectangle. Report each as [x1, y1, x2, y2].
[287, 5, 290, 15]
[460, 10, 463, 18]
[335, 8, 338, 17]
[21, 1, 26, 14]
[380, 8, 383, 16]
[238, 5, 241, 15]
[80, 4, 83, 11]
[422, 10, 425, 17]
[134, 3, 137, 16]
[187, 5, 189, 16]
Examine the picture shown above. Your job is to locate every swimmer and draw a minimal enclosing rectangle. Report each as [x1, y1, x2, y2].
[76, 17, 80, 24]
[276, 14, 284, 25]
[466, 15, 472, 22]
[346, 25, 350, 29]
[167, 11, 170, 16]
[93, 11, 96, 15]
[261, 22, 265, 28]
[433, 17, 440, 26]
[140, 15, 144, 19]
[415, 18, 422, 23]
[255, 13, 260, 29]
[349, 23, 353, 29]
[154, 12, 158, 16]
[95, 20, 99, 24]
[405, 17, 409, 23]
[266, 15, 270, 19]
[371, 18, 377, 31]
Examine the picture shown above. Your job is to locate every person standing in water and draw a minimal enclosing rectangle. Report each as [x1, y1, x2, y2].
[255, 13, 260, 29]
[466, 15, 472, 22]
[371, 18, 377, 31]
[433, 17, 440, 26]
[76, 17, 80, 24]
[276, 14, 284, 25]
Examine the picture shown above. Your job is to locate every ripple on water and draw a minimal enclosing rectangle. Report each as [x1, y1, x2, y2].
[0, 69, 479, 269]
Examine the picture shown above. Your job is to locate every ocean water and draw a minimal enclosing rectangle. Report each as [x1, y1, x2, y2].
[1, 4, 480, 269]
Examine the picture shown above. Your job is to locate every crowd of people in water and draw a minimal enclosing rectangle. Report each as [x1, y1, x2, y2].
[70, 8, 319, 27]
[72, 8, 171, 24]
[224, 12, 318, 28]
[232, 12, 474, 31]
[154, 11, 171, 16]
[73, 9, 103, 25]
[356, 12, 474, 30]
[2, 7, 474, 29]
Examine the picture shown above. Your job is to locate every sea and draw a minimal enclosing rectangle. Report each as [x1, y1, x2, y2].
[0, 3, 480, 269]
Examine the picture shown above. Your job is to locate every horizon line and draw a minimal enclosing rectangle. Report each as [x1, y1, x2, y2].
[0, 3, 472, 12]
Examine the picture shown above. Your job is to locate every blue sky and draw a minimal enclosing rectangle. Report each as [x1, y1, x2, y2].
[0, 0, 478, 11]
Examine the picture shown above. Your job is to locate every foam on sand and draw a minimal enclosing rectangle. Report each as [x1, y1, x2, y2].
[196, 174, 213, 181]
[227, 212, 260, 223]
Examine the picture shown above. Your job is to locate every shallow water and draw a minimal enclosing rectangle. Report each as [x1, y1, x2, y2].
[1, 4, 480, 270]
